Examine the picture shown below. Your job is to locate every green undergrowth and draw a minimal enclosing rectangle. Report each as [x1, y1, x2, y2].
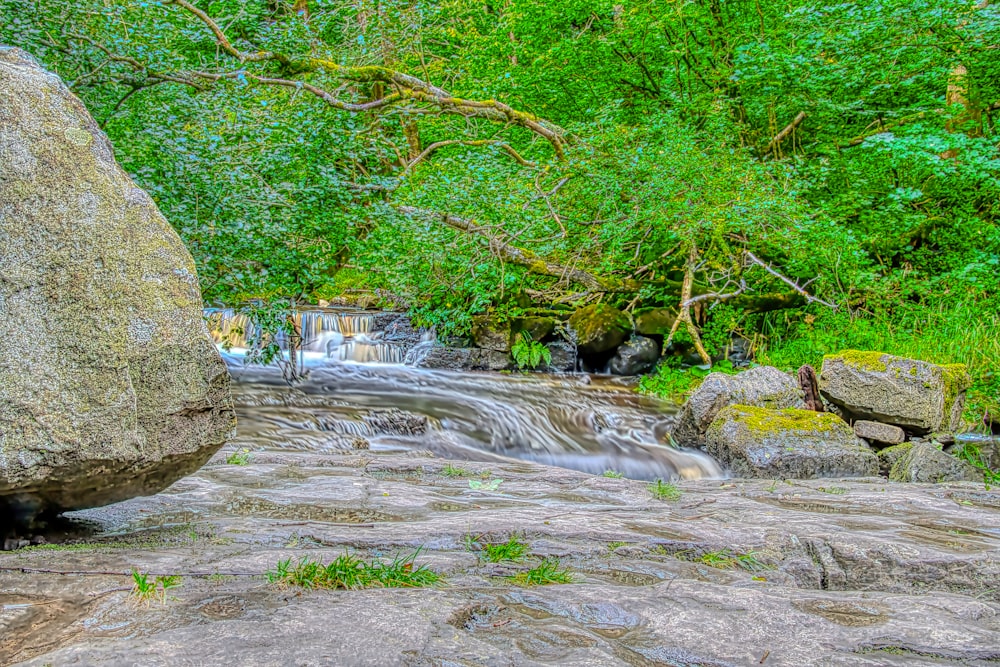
[954, 442, 1000, 486]
[266, 550, 440, 590]
[639, 359, 739, 402]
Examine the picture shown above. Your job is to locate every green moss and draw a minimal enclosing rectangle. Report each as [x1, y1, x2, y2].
[722, 404, 848, 436]
[939, 363, 971, 412]
[824, 350, 889, 372]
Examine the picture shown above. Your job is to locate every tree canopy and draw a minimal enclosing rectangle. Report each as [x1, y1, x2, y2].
[3, 0, 998, 350]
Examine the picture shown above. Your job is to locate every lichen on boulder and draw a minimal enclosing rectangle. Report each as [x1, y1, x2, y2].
[819, 351, 971, 434]
[672, 366, 805, 447]
[0, 48, 235, 519]
[705, 405, 878, 479]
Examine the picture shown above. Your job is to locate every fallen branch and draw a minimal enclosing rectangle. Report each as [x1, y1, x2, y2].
[764, 111, 806, 156]
[745, 252, 837, 309]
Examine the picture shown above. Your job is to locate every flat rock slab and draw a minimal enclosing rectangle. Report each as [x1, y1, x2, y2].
[854, 420, 906, 445]
[2, 447, 998, 666]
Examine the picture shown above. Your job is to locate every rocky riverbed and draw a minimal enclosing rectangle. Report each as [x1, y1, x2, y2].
[2, 374, 999, 666]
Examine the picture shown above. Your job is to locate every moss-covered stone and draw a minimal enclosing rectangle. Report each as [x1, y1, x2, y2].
[819, 351, 970, 434]
[511, 316, 556, 342]
[567, 304, 631, 355]
[705, 404, 877, 479]
[0, 49, 235, 518]
[634, 308, 676, 336]
[876, 443, 914, 477]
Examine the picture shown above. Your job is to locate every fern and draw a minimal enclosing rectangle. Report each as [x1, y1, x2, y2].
[511, 333, 552, 370]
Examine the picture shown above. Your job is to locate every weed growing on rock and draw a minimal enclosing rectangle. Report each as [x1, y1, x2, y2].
[648, 479, 681, 501]
[130, 570, 181, 604]
[266, 550, 440, 590]
[479, 535, 529, 563]
[606, 541, 629, 551]
[954, 442, 1000, 486]
[603, 470, 624, 478]
[818, 486, 848, 495]
[508, 558, 574, 586]
[441, 464, 471, 477]
[680, 549, 770, 572]
[226, 448, 253, 465]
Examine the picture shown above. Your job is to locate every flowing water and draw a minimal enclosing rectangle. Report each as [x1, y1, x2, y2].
[212, 309, 723, 481]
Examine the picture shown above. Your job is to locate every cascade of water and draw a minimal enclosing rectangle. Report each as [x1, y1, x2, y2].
[206, 308, 407, 365]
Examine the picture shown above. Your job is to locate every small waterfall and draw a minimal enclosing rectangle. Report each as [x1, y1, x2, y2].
[206, 308, 410, 365]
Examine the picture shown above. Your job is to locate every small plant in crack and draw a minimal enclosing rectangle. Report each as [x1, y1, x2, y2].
[130, 570, 181, 604]
[226, 448, 253, 465]
[441, 464, 471, 477]
[677, 549, 770, 572]
[508, 558, 574, 586]
[603, 470, 624, 478]
[648, 479, 681, 501]
[478, 535, 529, 563]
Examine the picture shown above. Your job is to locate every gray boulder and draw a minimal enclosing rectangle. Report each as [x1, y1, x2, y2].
[889, 442, 982, 483]
[853, 420, 906, 446]
[608, 335, 659, 376]
[706, 405, 878, 479]
[819, 351, 971, 434]
[672, 366, 804, 446]
[541, 341, 576, 373]
[412, 346, 512, 371]
[471, 315, 511, 352]
[0, 48, 235, 518]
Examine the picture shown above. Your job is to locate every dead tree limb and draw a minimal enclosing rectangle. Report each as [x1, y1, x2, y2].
[746, 251, 837, 309]
[764, 111, 806, 156]
[662, 245, 712, 364]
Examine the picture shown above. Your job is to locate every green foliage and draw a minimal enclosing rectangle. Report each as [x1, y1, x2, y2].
[648, 479, 681, 501]
[954, 443, 1000, 486]
[478, 535, 529, 563]
[639, 360, 738, 403]
[511, 333, 552, 370]
[226, 448, 253, 466]
[440, 464, 471, 478]
[3, 0, 997, 353]
[266, 550, 440, 590]
[602, 470, 624, 479]
[130, 571, 181, 604]
[507, 558, 574, 586]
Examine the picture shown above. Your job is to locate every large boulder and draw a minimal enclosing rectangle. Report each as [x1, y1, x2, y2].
[608, 335, 660, 376]
[706, 405, 878, 479]
[671, 366, 804, 446]
[567, 304, 631, 355]
[541, 341, 576, 373]
[888, 442, 982, 483]
[0, 48, 235, 519]
[471, 315, 511, 352]
[819, 351, 971, 434]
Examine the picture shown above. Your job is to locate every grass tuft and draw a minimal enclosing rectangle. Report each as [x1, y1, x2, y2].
[479, 535, 529, 563]
[508, 558, 574, 586]
[266, 549, 440, 590]
[441, 464, 471, 477]
[602, 470, 624, 478]
[130, 570, 181, 604]
[676, 549, 770, 572]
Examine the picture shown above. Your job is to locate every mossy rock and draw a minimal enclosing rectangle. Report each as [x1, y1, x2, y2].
[819, 351, 971, 434]
[511, 316, 556, 342]
[634, 308, 676, 337]
[877, 443, 914, 477]
[888, 442, 981, 483]
[705, 405, 877, 479]
[567, 304, 631, 355]
[471, 315, 511, 352]
[672, 366, 804, 446]
[0, 50, 235, 518]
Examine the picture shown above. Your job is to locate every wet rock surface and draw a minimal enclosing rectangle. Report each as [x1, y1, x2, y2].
[889, 442, 983, 483]
[0, 48, 234, 518]
[2, 451, 998, 666]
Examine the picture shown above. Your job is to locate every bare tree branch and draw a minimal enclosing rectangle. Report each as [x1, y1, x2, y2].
[746, 251, 837, 308]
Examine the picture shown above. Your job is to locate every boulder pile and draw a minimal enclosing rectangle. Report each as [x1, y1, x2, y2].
[672, 350, 982, 482]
